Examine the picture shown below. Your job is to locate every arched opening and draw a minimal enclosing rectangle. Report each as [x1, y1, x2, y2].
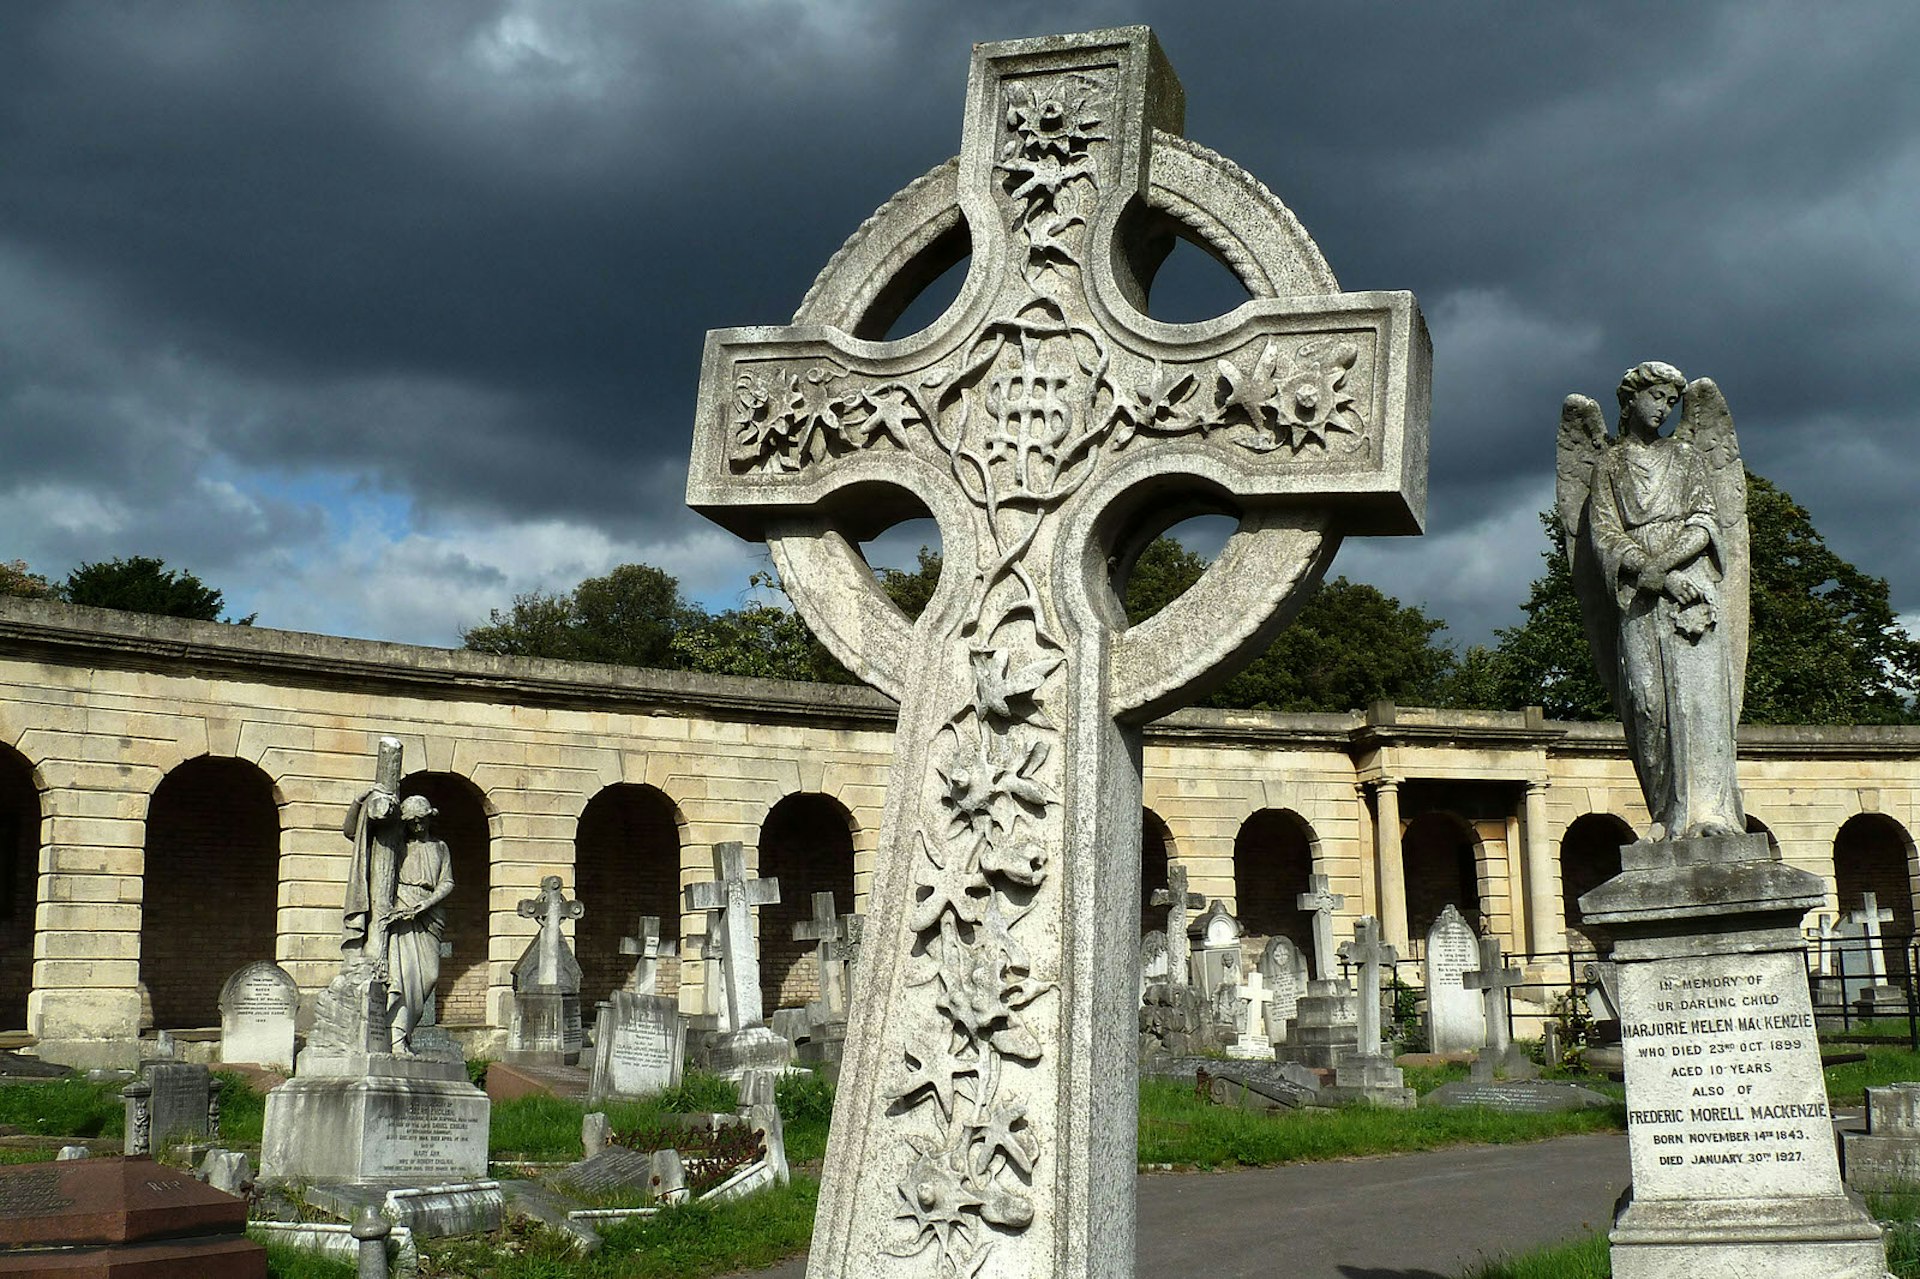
[0, 746, 39, 1030]
[1402, 811, 1483, 943]
[1746, 814, 1781, 855]
[1835, 813, 1918, 982]
[399, 772, 491, 1027]
[1232, 808, 1316, 959]
[140, 757, 279, 1030]
[575, 784, 684, 1007]
[1561, 813, 1635, 950]
[1140, 808, 1173, 935]
[757, 793, 856, 1012]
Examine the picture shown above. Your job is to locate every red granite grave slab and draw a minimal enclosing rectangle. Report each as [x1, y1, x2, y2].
[0, 1159, 245, 1248]
[0, 1233, 266, 1276]
[485, 1061, 589, 1103]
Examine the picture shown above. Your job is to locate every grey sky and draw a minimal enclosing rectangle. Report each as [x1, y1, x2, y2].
[3, 1, 1915, 649]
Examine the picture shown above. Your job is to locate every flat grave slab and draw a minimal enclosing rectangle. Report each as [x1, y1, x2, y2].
[1423, 1079, 1616, 1114]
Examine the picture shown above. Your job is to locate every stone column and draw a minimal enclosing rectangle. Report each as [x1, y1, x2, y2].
[1523, 780, 1562, 954]
[1372, 777, 1409, 952]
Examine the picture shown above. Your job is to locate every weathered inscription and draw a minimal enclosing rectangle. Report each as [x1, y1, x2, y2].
[0, 1169, 73, 1218]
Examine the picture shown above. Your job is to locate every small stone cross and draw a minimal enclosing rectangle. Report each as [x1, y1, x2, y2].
[1297, 873, 1347, 981]
[515, 875, 584, 990]
[619, 913, 669, 996]
[1235, 970, 1274, 1047]
[1813, 913, 1839, 978]
[687, 928, 731, 1030]
[793, 890, 851, 1021]
[1339, 915, 1398, 1057]
[684, 841, 781, 1029]
[685, 28, 1427, 1276]
[1151, 863, 1206, 990]
[1463, 935, 1524, 1057]
[1849, 892, 1895, 982]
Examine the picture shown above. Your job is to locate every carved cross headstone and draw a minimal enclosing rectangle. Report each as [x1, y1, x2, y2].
[515, 876, 584, 992]
[1234, 970, 1273, 1052]
[1338, 915, 1397, 1057]
[1463, 934, 1524, 1058]
[620, 914, 669, 996]
[686, 28, 1427, 1278]
[794, 891, 852, 1022]
[1150, 863, 1206, 991]
[684, 842, 781, 1030]
[1296, 872, 1346, 981]
[1849, 891, 1895, 982]
[1813, 912, 1839, 978]
[688, 928, 731, 1031]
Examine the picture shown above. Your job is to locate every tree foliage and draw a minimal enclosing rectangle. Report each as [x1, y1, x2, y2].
[463, 564, 695, 668]
[60, 556, 251, 623]
[0, 560, 52, 600]
[1487, 472, 1920, 723]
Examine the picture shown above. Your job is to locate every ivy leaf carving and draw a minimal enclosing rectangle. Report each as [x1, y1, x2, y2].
[970, 647, 1060, 721]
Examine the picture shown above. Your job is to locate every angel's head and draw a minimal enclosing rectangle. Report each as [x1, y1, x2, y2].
[1616, 361, 1686, 437]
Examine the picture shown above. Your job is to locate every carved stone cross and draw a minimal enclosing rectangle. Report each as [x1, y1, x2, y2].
[620, 913, 668, 996]
[515, 875, 584, 991]
[1296, 872, 1346, 982]
[1233, 970, 1273, 1048]
[687, 28, 1426, 1279]
[1848, 891, 1895, 982]
[1339, 915, 1397, 1058]
[684, 842, 781, 1029]
[1463, 934, 1524, 1057]
[794, 890, 851, 1021]
[1150, 863, 1206, 990]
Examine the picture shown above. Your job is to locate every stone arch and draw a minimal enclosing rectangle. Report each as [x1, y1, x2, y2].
[140, 756, 280, 1030]
[0, 744, 40, 1030]
[1745, 814, 1782, 855]
[1835, 812, 1918, 981]
[1140, 808, 1174, 935]
[399, 772, 491, 1027]
[1403, 810, 1483, 942]
[1232, 808, 1316, 959]
[575, 783, 685, 1007]
[1561, 812, 1635, 950]
[757, 793, 857, 1012]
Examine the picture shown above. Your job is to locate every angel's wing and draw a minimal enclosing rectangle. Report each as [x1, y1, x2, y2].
[1556, 395, 1623, 716]
[1674, 376, 1749, 718]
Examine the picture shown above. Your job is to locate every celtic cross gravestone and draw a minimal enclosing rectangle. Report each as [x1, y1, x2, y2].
[1150, 864, 1205, 990]
[687, 27, 1428, 1279]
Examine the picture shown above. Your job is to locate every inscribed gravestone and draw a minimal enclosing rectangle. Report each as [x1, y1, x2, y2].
[219, 961, 298, 1072]
[1192, 899, 1244, 998]
[509, 876, 586, 1065]
[686, 27, 1428, 1278]
[1150, 865, 1205, 991]
[588, 992, 686, 1103]
[1259, 936, 1305, 1043]
[1423, 905, 1483, 1053]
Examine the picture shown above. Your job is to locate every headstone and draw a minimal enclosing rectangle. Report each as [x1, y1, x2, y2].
[1139, 930, 1169, 1002]
[792, 891, 852, 1024]
[1296, 873, 1347, 981]
[1463, 934, 1526, 1080]
[687, 929, 731, 1032]
[1328, 915, 1413, 1106]
[684, 841, 789, 1078]
[1843, 1081, 1920, 1193]
[582, 1112, 610, 1159]
[1847, 891, 1905, 1017]
[586, 991, 687, 1103]
[218, 961, 298, 1072]
[1257, 936, 1306, 1043]
[1190, 899, 1243, 996]
[124, 1062, 216, 1155]
[1423, 905, 1484, 1053]
[1813, 914, 1839, 979]
[259, 737, 490, 1185]
[1206, 1063, 1317, 1112]
[1150, 864, 1206, 991]
[685, 27, 1428, 1277]
[508, 875, 586, 1066]
[0, 1156, 267, 1273]
[198, 1148, 253, 1198]
[1423, 1079, 1614, 1114]
[550, 1146, 658, 1198]
[619, 914, 670, 996]
[1224, 971, 1274, 1059]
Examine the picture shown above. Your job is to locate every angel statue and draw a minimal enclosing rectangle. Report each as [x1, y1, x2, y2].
[1557, 361, 1748, 842]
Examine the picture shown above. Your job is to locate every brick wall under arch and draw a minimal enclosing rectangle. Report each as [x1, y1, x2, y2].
[1561, 812, 1634, 950]
[399, 772, 490, 1026]
[1835, 812, 1917, 980]
[1233, 808, 1316, 959]
[0, 745, 39, 1030]
[1140, 808, 1173, 936]
[1403, 810, 1482, 943]
[575, 783, 683, 1007]
[140, 756, 279, 1029]
[757, 793, 856, 1011]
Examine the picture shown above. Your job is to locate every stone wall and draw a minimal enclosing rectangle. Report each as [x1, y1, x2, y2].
[2, 595, 1917, 1066]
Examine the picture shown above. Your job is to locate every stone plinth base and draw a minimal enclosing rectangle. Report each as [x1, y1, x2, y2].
[1844, 1083, 1920, 1192]
[1580, 832, 1893, 1279]
[506, 991, 583, 1066]
[1319, 1052, 1414, 1108]
[1273, 980, 1358, 1071]
[259, 1063, 489, 1184]
[1855, 984, 1907, 1019]
[704, 1025, 791, 1080]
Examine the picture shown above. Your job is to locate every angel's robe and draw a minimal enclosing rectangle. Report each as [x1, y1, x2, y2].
[1584, 433, 1744, 838]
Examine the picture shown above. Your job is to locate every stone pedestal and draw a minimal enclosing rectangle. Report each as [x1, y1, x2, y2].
[704, 1025, 791, 1081]
[259, 1053, 490, 1184]
[1844, 1082, 1920, 1193]
[1273, 980, 1360, 1070]
[1854, 984, 1907, 1020]
[1580, 832, 1891, 1278]
[1322, 1052, 1415, 1108]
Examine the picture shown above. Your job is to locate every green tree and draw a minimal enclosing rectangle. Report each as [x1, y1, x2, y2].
[671, 600, 856, 684]
[1490, 473, 1920, 723]
[461, 590, 577, 659]
[60, 556, 252, 623]
[0, 560, 52, 600]
[1120, 536, 1210, 624]
[462, 564, 697, 668]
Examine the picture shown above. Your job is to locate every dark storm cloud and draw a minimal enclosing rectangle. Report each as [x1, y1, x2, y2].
[1, 1, 1915, 645]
